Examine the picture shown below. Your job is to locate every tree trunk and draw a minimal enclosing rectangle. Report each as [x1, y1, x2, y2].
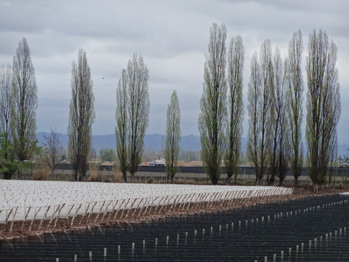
[313, 183, 319, 194]
[294, 177, 299, 188]
[226, 175, 231, 185]
[122, 171, 127, 183]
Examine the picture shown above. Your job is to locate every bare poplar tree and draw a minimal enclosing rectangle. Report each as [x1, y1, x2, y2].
[247, 40, 273, 185]
[42, 129, 62, 179]
[268, 49, 278, 185]
[68, 49, 95, 181]
[198, 23, 227, 185]
[0, 64, 14, 143]
[277, 89, 290, 186]
[0, 64, 18, 179]
[269, 48, 290, 185]
[165, 90, 181, 182]
[260, 40, 274, 185]
[12, 37, 38, 162]
[115, 69, 128, 182]
[224, 35, 244, 184]
[287, 30, 304, 187]
[127, 54, 150, 181]
[247, 53, 261, 184]
[306, 29, 341, 192]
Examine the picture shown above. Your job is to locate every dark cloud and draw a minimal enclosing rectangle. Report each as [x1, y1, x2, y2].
[0, 0, 348, 143]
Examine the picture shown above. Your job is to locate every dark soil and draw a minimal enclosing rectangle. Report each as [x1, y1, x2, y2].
[1, 192, 348, 261]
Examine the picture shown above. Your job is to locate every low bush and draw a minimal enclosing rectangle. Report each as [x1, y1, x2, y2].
[32, 164, 50, 180]
[88, 162, 100, 181]
[112, 165, 123, 182]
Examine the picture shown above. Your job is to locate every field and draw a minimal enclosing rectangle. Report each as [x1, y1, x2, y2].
[1, 181, 348, 261]
[0, 180, 292, 222]
[0, 193, 348, 261]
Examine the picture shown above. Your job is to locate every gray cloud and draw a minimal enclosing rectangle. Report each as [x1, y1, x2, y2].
[0, 0, 348, 143]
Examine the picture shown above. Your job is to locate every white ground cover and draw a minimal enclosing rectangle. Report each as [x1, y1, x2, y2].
[0, 180, 292, 223]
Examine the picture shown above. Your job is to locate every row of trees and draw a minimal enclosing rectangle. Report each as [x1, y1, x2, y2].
[1, 27, 341, 189]
[114, 53, 183, 183]
[199, 23, 341, 188]
[247, 34, 303, 186]
[198, 24, 244, 185]
[0, 39, 94, 181]
[115, 54, 150, 182]
[69, 51, 182, 182]
[0, 37, 178, 182]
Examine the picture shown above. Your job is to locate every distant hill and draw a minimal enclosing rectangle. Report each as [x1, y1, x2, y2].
[143, 134, 201, 152]
[37, 133, 117, 153]
[37, 132, 202, 153]
[36, 132, 249, 154]
[38, 132, 347, 157]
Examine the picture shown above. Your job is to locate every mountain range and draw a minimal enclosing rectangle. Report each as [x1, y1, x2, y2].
[37, 132, 204, 153]
[37, 132, 348, 157]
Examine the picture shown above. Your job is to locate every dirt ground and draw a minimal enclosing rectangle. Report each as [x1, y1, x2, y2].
[1, 187, 348, 241]
[291, 186, 348, 197]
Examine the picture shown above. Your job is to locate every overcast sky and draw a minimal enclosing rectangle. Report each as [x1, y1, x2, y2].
[1, 0, 349, 144]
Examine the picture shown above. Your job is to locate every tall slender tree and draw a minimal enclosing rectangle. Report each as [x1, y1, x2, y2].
[225, 35, 244, 184]
[269, 48, 290, 185]
[277, 87, 290, 186]
[268, 48, 278, 185]
[115, 69, 128, 182]
[198, 23, 227, 185]
[0, 64, 18, 179]
[260, 40, 274, 185]
[165, 90, 181, 182]
[127, 54, 150, 182]
[287, 30, 304, 187]
[306, 29, 341, 192]
[247, 53, 261, 184]
[68, 49, 95, 181]
[12, 37, 38, 162]
[247, 40, 273, 185]
[0, 64, 13, 141]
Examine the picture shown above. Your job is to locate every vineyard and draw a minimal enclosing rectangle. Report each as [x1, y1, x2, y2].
[0, 192, 348, 261]
[0, 181, 348, 261]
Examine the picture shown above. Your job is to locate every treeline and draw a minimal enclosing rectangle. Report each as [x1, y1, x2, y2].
[0, 25, 341, 190]
[199, 24, 340, 191]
